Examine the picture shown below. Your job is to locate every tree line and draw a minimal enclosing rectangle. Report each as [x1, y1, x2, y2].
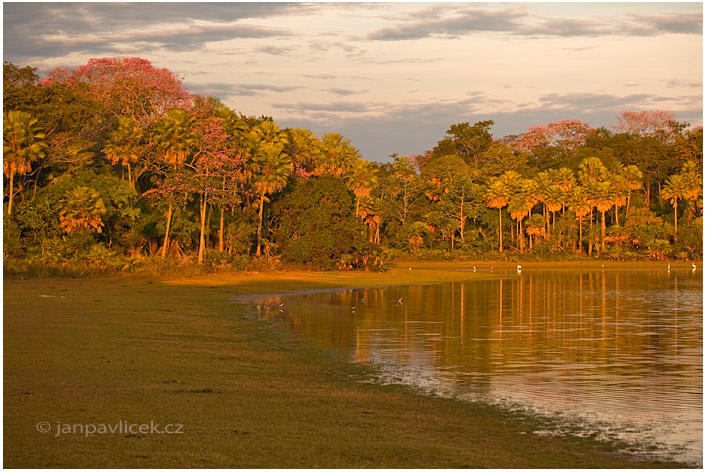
[3, 58, 703, 273]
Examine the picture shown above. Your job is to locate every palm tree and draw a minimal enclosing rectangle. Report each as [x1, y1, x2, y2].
[587, 179, 615, 253]
[285, 128, 321, 176]
[499, 170, 522, 246]
[543, 184, 564, 233]
[578, 156, 608, 184]
[102, 115, 145, 189]
[346, 159, 378, 217]
[484, 178, 510, 252]
[358, 195, 383, 243]
[3, 110, 47, 216]
[608, 166, 629, 227]
[248, 142, 292, 257]
[550, 167, 576, 244]
[315, 133, 360, 177]
[525, 214, 546, 251]
[58, 186, 107, 234]
[569, 186, 593, 254]
[678, 161, 703, 221]
[620, 164, 643, 218]
[662, 174, 686, 242]
[578, 157, 610, 251]
[507, 194, 530, 251]
[153, 109, 196, 258]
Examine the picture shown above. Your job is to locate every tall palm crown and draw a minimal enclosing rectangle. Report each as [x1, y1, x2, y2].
[347, 159, 379, 217]
[3, 110, 47, 215]
[314, 133, 360, 176]
[154, 109, 196, 166]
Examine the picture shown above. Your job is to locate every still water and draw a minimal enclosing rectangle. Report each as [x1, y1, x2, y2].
[255, 268, 703, 465]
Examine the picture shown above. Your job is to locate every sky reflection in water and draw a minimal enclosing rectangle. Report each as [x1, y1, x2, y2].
[256, 268, 702, 466]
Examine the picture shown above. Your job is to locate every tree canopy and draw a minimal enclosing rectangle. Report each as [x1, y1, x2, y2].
[3, 58, 702, 273]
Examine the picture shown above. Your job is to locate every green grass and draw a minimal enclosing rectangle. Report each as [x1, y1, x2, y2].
[4, 262, 693, 468]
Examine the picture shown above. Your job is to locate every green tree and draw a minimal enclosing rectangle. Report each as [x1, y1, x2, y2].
[248, 142, 292, 257]
[661, 174, 687, 242]
[346, 159, 379, 217]
[3, 110, 47, 216]
[153, 108, 196, 258]
[313, 133, 360, 177]
[272, 175, 363, 268]
[432, 121, 494, 170]
[58, 186, 107, 234]
[102, 116, 146, 190]
[484, 178, 510, 252]
[421, 155, 476, 249]
[586, 179, 616, 253]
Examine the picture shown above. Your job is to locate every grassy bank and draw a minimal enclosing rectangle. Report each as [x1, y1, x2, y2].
[4, 262, 691, 468]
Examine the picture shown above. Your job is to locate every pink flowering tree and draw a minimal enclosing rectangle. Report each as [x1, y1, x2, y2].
[42, 57, 192, 126]
[515, 119, 593, 153]
[611, 110, 677, 138]
[188, 116, 246, 263]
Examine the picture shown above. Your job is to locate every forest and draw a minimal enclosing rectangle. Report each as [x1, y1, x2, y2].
[3, 57, 703, 274]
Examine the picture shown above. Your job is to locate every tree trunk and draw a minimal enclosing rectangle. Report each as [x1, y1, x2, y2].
[162, 202, 173, 258]
[459, 195, 465, 242]
[544, 203, 550, 236]
[7, 173, 14, 216]
[498, 208, 503, 253]
[219, 207, 225, 252]
[198, 195, 207, 265]
[518, 220, 524, 252]
[601, 210, 606, 253]
[256, 191, 265, 257]
[673, 204, 678, 242]
[127, 163, 134, 190]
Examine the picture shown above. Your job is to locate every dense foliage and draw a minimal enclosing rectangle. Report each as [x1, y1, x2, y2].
[3, 58, 703, 273]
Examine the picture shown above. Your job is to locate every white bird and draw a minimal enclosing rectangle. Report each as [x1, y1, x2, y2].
[667, 263, 671, 270]
[473, 266, 477, 272]
[409, 267, 412, 270]
[351, 305, 356, 312]
[692, 263, 697, 270]
[278, 302, 284, 308]
[396, 297, 403, 305]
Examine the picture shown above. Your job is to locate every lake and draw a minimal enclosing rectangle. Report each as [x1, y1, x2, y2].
[255, 267, 703, 466]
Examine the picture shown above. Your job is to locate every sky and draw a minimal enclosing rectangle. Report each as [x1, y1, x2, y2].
[3, 1, 703, 163]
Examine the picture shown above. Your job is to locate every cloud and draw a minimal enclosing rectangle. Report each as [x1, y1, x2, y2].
[239, 83, 303, 93]
[368, 9, 526, 41]
[665, 79, 703, 89]
[632, 13, 703, 35]
[188, 81, 304, 99]
[368, 8, 703, 41]
[254, 45, 297, 56]
[3, 2, 294, 60]
[326, 88, 367, 96]
[272, 101, 370, 114]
